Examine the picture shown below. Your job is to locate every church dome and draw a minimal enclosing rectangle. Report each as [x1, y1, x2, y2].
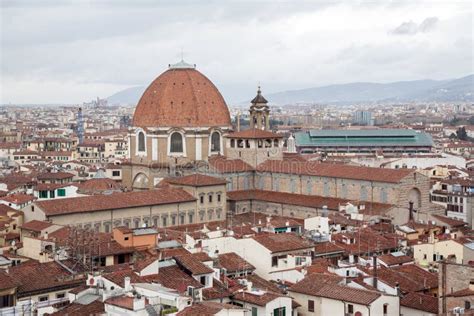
[132, 61, 231, 128]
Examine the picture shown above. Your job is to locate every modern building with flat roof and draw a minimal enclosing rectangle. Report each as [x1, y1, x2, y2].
[295, 129, 434, 155]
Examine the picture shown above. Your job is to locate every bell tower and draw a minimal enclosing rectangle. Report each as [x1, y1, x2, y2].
[249, 86, 270, 130]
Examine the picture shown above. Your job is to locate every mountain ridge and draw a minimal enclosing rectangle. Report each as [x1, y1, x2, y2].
[107, 74, 473, 105]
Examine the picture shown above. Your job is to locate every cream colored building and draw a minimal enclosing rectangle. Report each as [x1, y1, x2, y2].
[412, 238, 474, 266]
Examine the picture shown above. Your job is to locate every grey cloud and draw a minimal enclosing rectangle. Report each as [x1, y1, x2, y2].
[419, 17, 439, 32]
[391, 17, 439, 35]
[391, 21, 419, 35]
[0, 1, 472, 104]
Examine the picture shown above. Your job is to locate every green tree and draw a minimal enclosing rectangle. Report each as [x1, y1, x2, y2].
[456, 127, 468, 141]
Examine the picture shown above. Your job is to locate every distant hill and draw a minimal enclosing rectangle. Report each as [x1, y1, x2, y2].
[107, 86, 145, 105]
[107, 75, 473, 105]
[266, 75, 473, 104]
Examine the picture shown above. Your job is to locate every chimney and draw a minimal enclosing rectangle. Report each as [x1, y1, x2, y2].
[373, 255, 378, 289]
[133, 295, 145, 311]
[247, 281, 253, 292]
[408, 201, 414, 221]
[124, 276, 131, 291]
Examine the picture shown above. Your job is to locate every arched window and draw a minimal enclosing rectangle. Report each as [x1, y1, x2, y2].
[211, 132, 221, 152]
[138, 131, 145, 152]
[170, 132, 183, 153]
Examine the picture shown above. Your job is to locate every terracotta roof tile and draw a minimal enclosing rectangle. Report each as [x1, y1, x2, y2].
[21, 219, 53, 232]
[105, 295, 136, 311]
[233, 291, 285, 306]
[77, 178, 122, 193]
[174, 254, 214, 275]
[378, 253, 413, 266]
[208, 156, 254, 173]
[239, 274, 283, 293]
[290, 274, 381, 305]
[0, 204, 16, 215]
[227, 190, 393, 213]
[37, 172, 74, 180]
[0, 193, 36, 205]
[7, 261, 84, 297]
[177, 302, 242, 316]
[252, 233, 314, 254]
[432, 214, 467, 228]
[133, 67, 231, 128]
[289, 273, 343, 296]
[141, 265, 203, 292]
[49, 299, 104, 316]
[35, 187, 195, 216]
[102, 269, 142, 288]
[401, 292, 438, 314]
[217, 252, 255, 273]
[446, 288, 474, 297]
[257, 160, 414, 183]
[0, 270, 17, 290]
[163, 173, 227, 187]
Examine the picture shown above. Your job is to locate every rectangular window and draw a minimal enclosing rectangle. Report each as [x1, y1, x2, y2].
[217, 194, 221, 202]
[208, 195, 213, 203]
[57, 189, 66, 197]
[348, 304, 354, 314]
[252, 307, 258, 316]
[273, 307, 286, 316]
[200, 276, 206, 285]
[171, 216, 176, 226]
[200, 196, 204, 204]
[49, 190, 55, 198]
[272, 256, 278, 267]
[188, 214, 193, 223]
[180, 215, 185, 225]
[112, 171, 120, 177]
[39, 296, 49, 302]
[56, 293, 65, 299]
[308, 300, 314, 312]
[162, 217, 167, 227]
[39, 191, 48, 198]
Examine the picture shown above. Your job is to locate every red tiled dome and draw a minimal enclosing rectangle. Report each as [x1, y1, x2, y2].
[133, 62, 231, 128]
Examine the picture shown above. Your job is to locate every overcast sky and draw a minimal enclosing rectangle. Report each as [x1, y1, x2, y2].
[1, 0, 472, 104]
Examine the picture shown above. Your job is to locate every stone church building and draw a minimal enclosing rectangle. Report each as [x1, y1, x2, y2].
[123, 60, 438, 223]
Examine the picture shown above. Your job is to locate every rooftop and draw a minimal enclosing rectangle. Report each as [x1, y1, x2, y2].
[296, 128, 434, 147]
[253, 233, 314, 254]
[163, 173, 227, 187]
[257, 160, 414, 183]
[35, 187, 195, 216]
